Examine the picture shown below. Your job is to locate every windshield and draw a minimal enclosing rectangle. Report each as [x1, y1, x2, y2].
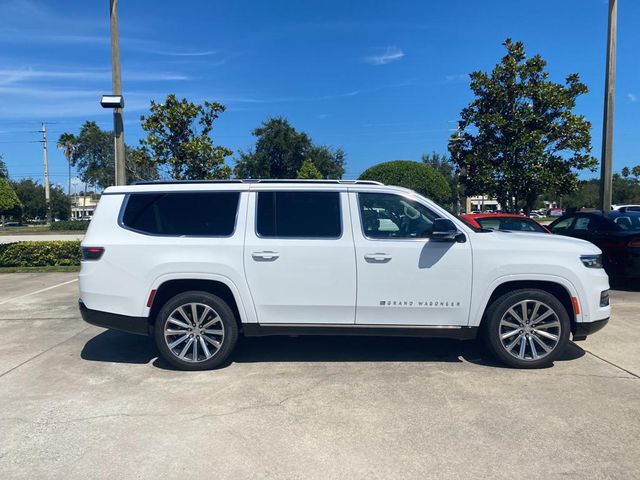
[476, 217, 546, 233]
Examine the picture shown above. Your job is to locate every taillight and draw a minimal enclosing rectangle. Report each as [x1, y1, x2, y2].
[81, 246, 104, 261]
[628, 239, 640, 248]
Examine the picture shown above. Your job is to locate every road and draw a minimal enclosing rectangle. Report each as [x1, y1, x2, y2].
[0, 273, 638, 479]
[0, 234, 84, 244]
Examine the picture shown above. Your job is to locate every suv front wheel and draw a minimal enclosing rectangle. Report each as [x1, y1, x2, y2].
[154, 291, 238, 371]
[483, 289, 570, 368]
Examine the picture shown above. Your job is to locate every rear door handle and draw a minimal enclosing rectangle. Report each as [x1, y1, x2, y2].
[252, 251, 280, 261]
[364, 253, 392, 263]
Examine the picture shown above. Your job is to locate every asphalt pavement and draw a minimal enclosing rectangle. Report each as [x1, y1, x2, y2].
[0, 273, 638, 479]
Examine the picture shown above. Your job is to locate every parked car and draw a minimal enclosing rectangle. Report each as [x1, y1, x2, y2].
[548, 210, 640, 279]
[79, 180, 610, 370]
[612, 205, 640, 213]
[459, 213, 550, 233]
[547, 208, 564, 217]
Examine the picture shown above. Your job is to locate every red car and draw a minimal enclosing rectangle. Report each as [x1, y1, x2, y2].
[459, 213, 550, 233]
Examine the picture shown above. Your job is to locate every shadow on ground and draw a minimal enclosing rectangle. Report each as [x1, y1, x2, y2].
[81, 330, 585, 370]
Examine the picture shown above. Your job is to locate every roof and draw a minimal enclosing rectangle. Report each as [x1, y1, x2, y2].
[103, 179, 421, 196]
[133, 179, 383, 186]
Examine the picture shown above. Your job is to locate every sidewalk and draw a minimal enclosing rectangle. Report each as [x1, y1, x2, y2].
[0, 234, 84, 244]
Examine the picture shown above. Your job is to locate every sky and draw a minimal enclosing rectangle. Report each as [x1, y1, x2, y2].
[0, 0, 638, 191]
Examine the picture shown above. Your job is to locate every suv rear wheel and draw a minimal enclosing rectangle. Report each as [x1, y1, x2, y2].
[154, 291, 238, 371]
[483, 289, 570, 368]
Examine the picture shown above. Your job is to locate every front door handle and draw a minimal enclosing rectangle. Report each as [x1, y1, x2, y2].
[252, 251, 280, 261]
[364, 253, 392, 263]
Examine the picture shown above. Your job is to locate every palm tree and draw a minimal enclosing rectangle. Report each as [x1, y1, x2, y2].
[56, 133, 76, 196]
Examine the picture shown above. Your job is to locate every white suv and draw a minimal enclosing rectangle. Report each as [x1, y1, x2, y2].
[79, 180, 610, 370]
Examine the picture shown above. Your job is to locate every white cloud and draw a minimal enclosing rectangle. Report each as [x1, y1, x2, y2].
[445, 73, 467, 82]
[0, 67, 190, 85]
[627, 93, 638, 103]
[363, 46, 405, 65]
[147, 50, 218, 57]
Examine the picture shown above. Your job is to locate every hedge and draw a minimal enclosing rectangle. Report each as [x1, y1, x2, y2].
[0, 241, 81, 267]
[50, 220, 90, 231]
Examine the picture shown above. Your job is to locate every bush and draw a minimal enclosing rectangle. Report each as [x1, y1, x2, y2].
[50, 220, 90, 231]
[359, 160, 450, 202]
[0, 241, 81, 267]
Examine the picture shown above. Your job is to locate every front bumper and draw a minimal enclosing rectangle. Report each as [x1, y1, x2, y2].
[572, 317, 609, 341]
[79, 300, 149, 336]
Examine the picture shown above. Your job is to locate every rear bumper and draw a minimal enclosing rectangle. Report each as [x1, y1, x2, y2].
[572, 317, 609, 341]
[79, 300, 149, 336]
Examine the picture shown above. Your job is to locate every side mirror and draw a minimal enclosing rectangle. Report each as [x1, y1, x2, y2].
[432, 218, 465, 243]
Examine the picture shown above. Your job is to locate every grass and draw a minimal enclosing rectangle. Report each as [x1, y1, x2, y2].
[0, 265, 80, 273]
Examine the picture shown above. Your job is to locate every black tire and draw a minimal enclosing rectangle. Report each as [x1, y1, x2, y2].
[154, 291, 238, 371]
[483, 289, 570, 369]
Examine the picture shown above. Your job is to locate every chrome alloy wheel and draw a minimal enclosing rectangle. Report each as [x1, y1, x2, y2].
[163, 303, 225, 363]
[498, 300, 561, 361]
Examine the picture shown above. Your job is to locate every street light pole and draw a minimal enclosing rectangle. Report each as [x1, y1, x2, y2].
[110, 0, 126, 186]
[599, 0, 617, 212]
[41, 123, 52, 225]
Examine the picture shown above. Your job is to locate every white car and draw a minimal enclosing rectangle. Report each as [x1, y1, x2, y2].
[612, 205, 640, 213]
[79, 180, 610, 370]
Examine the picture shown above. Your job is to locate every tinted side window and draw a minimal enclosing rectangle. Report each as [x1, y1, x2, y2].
[256, 191, 341, 238]
[358, 192, 439, 239]
[550, 216, 575, 234]
[574, 216, 611, 233]
[122, 192, 239, 236]
[573, 216, 591, 231]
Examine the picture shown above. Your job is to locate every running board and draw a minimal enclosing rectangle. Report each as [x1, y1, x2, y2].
[242, 323, 478, 340]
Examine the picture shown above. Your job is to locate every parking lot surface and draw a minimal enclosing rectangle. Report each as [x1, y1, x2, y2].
[0, 273, 638, 479]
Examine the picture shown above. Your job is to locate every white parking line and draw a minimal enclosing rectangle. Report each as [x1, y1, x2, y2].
[0, 278, 78, 305]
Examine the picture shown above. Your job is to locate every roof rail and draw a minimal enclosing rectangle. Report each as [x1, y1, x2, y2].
[133, 180, 244, 185]
[134, 179, 384, 186]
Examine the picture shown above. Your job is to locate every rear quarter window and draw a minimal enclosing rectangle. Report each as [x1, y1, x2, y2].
[121, 191, 240, 236]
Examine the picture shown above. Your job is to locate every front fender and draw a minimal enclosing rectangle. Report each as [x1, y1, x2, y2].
[470, 273, 582, 327]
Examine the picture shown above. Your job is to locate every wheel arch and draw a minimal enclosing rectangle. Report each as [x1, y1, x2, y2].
[479, 279, 578, 332]
[147, 278, 246, 332]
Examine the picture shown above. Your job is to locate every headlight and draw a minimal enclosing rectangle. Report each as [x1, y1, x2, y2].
[580, 254, 603, 269]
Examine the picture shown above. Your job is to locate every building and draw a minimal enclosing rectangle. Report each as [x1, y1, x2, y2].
[71, 195, 98, 220]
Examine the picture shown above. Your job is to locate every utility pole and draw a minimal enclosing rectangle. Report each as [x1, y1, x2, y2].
[41, 123, 52, 225]
[110, 0, 126, 185]
[599, 0, 617, 212]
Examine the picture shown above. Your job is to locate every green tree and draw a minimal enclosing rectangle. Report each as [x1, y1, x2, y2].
[358, 160, 450, 202]
[0, 154, 8, 179]
[11, 179, 71, 221]
[448, 39, 597, 214]
[60, 121, 113, 191]
[296, 159, 323, 179]
[56, 133, 76, 195]
[125, 146, 160, 182]
[632, 165, 640, 179]
[422, 152, 461, 212]
[59, 122, 159, 190]
[612, 174, 640, 205]
[234, 117, 345, 179]
[621, 166, 631, 178]
[140, 94, 232, 180]
[0, 178, 22, 225]
[559, 179, 600, 209]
